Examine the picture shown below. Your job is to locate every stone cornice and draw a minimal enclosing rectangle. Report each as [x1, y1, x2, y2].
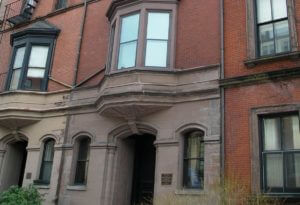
[220, 67, 300, 88]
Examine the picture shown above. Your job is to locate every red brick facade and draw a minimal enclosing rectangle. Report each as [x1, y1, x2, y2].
[0, 0, 220, 91]
[223, 0, 300, 194]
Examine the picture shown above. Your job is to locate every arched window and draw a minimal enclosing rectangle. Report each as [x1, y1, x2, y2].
[74, 137, 91, 185]
[183, 130, 204, 189]
[39, 139, 55, 184]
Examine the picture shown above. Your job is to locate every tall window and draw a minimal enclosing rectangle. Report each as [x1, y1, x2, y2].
[145, 12, 170, 67]
[256, 0, 290, 56]
[7, 39, 54, 91]
[261, 114, 300, 193]
[9, 46, 25, 90]
[118, 13, 140, 69]
[39, 139, 55, 184]
[183, 130, 204, 189]
[74, 137, 91, 185]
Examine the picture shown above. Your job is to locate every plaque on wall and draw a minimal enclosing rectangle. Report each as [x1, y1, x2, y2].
[26, 172, 32, 179]
[161, 173, 172, 185]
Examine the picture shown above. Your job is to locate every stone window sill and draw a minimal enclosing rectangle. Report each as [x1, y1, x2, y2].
[67, 185, 87, 191]
[34, 184, 50, 189]
[175, 189, 204, 195]
[107, 66, 174, 76]
[244, 51, 300, 68]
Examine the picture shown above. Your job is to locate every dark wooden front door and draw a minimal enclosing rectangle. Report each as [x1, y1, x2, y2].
[131, 135, 156, 205]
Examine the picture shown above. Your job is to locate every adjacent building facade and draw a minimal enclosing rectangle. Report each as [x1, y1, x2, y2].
[0, 0, 221, 205]
[222, 0, 300, 201]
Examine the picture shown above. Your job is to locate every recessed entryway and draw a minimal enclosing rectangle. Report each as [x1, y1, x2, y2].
[0, 140, 28, 191]
[130, 134, 156, 205]
[113, 134, 156, 205]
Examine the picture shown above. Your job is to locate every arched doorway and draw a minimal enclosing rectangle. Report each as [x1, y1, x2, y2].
[0, 139, 28, 191]
[114, 134, 156, 205]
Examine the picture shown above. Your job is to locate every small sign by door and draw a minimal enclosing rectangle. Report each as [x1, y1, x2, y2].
[161, 173, 172, 185]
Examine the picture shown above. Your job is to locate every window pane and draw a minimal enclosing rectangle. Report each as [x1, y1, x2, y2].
[28, 46, 49, 68]
[147, 12, 170, 40]
[118, 41, 137, 69]
[43, 140, 55, 161]
[40, 162, 52, 183]
[274, 20, 290, 53]
[265, 154, 283, 188]
[75, 161, 87, 184]
[9, 69, 21, 90]
[257, 0, 272, 23]
[184, 159, 204, 189]
[283, 115, 300, 150]
[259, 24, 275, 56]
[24, 78, 43, 90]
[286, 153, 300, 188]
[13, 47, 25, 69]
[185, 131, 204, 158]
[27, 68, 45, 78]
[272, 0, 287, 20]
[145, 40, 168, 67]
[263, 118, 281, 150]
[120, 14, 140, 43]
[78, 138, 90, 160]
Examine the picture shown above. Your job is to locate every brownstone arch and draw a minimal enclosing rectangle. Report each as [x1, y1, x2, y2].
[0, 133, 28, 192]
[104, 122, 158, 205]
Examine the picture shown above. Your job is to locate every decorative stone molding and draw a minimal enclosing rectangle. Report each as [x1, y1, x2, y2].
[96, 66, 220, 120]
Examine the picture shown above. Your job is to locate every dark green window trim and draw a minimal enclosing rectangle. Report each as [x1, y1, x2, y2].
[6, 35, 56, 91]
[55, 0, 67, 10]
[38, 139, 55, 185]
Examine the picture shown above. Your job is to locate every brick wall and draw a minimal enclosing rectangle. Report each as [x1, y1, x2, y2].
[224, 79, 300, 187]
[224, 0, 300, 189]
[224, 0, 300, 78]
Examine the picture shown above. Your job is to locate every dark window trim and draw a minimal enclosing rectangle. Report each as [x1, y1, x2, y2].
[73, 137, 91, 185]
[255, 0, 290, 58]
[258, 111, 300, 196]
[55, 0, 67, 10]
[182, 130, 205, 190]
[38, 139, 55, 185]
[245, 0, 298, 65]
[6, 35, 56, 91]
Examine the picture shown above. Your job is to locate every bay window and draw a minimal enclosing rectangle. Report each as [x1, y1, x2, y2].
[106, 0, 177, 72]
[7, 39, 54, 91]
[7, 22, 59, 91]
